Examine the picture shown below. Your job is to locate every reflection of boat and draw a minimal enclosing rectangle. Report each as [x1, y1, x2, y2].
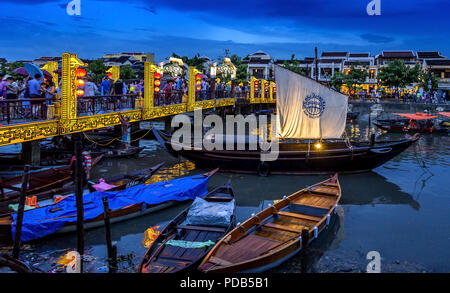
[339, 172, 420, 210]
[0, 162, 165, 216]
[198, 174, 341, 273]
[374, 113, 447, 134]
[0, 169, 219, 243]
[155, 66, 419, 175]
[140, 180, 236, 273]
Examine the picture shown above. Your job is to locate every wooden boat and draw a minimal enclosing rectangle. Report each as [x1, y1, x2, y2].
[0, 168, 218, 244]
[374, 113, 448, 134]
[140, 181, 236, 273]
[198, 174, 341, 273]
[0, 155, 103, 202]
[155, 129, 419, 175]
[91, 146, 144, 158]
[0, 162, 165, 217]
[154, 66, 419, 175]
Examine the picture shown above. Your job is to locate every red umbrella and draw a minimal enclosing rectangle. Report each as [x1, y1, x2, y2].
[12, 67, 53, 80]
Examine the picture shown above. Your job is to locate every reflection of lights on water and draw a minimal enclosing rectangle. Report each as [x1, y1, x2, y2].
[145, 161, 196, 184]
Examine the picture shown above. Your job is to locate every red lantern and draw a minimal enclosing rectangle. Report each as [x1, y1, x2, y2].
[195, 74, 201, 80]
[154, 87, 160, 92]
[154, 80, 161, 86]
[76, 79, 85, 87]
[75, 68, 87, 78]
[154, 72, 161, 79]
[76, 89, 85, 96]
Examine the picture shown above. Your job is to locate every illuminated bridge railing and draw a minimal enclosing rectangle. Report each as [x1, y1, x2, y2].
[77, 94, 140, 116]
[0, 98, 55, 125]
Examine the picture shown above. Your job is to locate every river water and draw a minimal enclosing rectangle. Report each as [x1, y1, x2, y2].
[1, 120, 449, 273]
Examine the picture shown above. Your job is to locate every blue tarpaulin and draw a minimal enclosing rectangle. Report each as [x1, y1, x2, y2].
[12, 174, 210, 242]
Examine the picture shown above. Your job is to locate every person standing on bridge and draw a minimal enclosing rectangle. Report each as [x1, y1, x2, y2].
[28, 73, 43, 119]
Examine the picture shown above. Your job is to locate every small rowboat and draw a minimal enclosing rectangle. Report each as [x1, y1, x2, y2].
[0, 155, 103, 202]
[140, 181, 236, 273]
[87, 162, 164, 193]
[198, 174, 341, 273]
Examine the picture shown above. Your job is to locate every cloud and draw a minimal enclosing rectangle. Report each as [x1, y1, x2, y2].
[360, 33, 394, 44]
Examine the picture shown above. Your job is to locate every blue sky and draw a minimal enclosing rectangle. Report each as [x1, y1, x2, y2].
[1, 0, 449, 62]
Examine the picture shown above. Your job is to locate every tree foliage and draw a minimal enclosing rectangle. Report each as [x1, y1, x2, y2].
[377, 60, 420, 91]
[87, 59, 108, 83]
[283, 54, 306, 76]
[330, 64, 368, 94]
[120, 65, 136, 80]
[418, 70, 439, 91]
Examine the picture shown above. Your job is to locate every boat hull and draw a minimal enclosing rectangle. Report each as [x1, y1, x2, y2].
[164, 138, 418, 175]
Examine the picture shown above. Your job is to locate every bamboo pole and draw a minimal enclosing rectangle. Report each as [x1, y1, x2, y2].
[102, 197, 117, 273]
[12, 165, 30, 259]
[74, 134, 84, 273]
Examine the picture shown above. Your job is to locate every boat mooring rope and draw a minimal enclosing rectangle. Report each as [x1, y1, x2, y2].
[83, 126, 154, 147]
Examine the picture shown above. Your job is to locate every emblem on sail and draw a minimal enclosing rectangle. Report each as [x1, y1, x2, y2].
[303, 93, 326, 118]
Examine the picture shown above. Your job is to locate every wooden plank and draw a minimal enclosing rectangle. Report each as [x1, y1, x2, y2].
[308, 189, 338, 196]
[209, 256, 233, 266]
[177, 225, 226, 233]
[263, 222, 303, 234]
[275, 211, 321, 222]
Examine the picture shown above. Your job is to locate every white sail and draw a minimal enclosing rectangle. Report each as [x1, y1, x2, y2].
[275, 65, 348, 139]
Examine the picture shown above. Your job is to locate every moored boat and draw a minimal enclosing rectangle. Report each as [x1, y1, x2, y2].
[0, 162, 165, 216]
[0, 168, 218, 243]
[374, 113, 447, 134]
[140, 180, 236, 273]
[91, 146, 144, 158]
[155, 66, 419, 175]
[0, 155, 103, 202]
[198, 174, 341, 273]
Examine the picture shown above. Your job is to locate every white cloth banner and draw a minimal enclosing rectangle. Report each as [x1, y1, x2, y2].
[275, 65, 348, 139]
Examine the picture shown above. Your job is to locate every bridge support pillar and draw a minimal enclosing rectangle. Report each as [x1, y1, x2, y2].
[21, 140, 41, 167]
[164, 118, 172, 133]
[130, 122, 140, 147]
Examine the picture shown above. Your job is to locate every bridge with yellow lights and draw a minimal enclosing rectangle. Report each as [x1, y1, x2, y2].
[0, 53, 276, 148]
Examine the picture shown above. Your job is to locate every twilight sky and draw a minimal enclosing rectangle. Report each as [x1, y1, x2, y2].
[1, 0, 449, 62]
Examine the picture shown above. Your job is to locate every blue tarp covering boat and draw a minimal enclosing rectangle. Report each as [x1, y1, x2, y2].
[12, 174, 210, 242]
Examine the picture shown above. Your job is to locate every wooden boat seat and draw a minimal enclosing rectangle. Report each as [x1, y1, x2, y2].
[176, 225, 226, 233]
[289, 203, 329, 217]
[275, 211, 321, 222]
[157, 255, 193, 262]
[263, 222, 304, 234]
[307, 189, 338, 196]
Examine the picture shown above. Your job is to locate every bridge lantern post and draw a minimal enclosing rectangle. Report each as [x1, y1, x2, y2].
[188, 66, 201, 112]
[143, 62, 155, 119]
[60, 53, 86, 124]
[270, 81, 276, 101]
